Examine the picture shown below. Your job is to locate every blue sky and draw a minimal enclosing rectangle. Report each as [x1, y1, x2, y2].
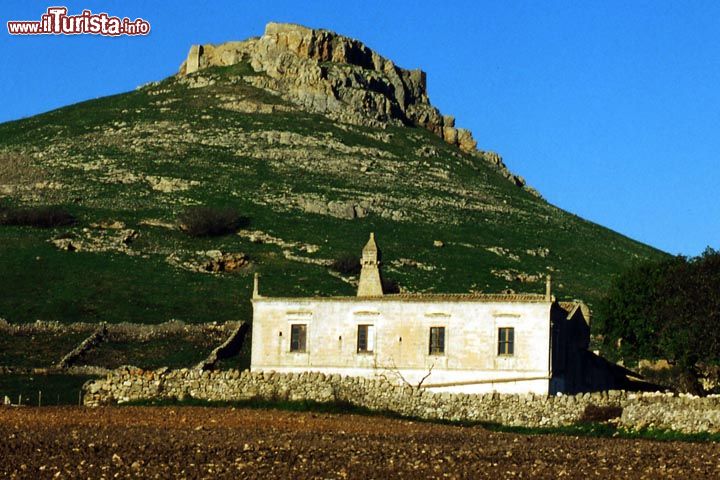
[2, 1, 718, 256]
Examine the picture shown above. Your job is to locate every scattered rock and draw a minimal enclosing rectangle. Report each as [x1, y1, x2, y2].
[526, 247, 551, 258]
[390, 258, 436, 271]
[237, 229, 320, 253]
[139, 218, 176, 230]
[50, 229, 139, 255]
[90, 220, 125, 230]
[486, 246, 520, 262]
[303, 244, 319, 254]
[296, 197, 370, 220]
[492, 269, 544, 283]
[166, 250, 250, 273]
[282, 250, 333, 267]
[177, 74, 216, 89]
[146, 176, 200, 193]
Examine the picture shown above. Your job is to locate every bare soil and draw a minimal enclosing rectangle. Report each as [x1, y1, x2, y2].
[1, 406, 718, 479]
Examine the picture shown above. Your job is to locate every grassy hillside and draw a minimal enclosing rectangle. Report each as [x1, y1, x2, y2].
[0, 61, 666, 328]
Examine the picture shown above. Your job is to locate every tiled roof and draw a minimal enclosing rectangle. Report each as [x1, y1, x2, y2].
[558, 300, 591, 323]
[558, 301, 578, 312]
[255, 292, 550, 303]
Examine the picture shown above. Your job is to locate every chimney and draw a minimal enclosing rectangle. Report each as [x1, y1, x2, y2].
[545, 275, 552, 301]
[357, 232, 384, 297]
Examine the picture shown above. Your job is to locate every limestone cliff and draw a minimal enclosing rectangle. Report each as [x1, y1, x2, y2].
[178, 22, 525, 188]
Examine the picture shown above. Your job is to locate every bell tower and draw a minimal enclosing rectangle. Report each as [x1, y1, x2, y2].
[357, 232, 384, 297]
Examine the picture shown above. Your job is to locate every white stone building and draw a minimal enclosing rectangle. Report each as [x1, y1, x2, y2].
[251, 234, 608, 394]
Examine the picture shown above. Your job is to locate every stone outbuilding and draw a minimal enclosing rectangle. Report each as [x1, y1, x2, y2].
[251, 234, 630, 394]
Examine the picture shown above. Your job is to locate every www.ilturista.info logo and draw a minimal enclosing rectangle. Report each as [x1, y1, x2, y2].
[7, 7, 150, 36]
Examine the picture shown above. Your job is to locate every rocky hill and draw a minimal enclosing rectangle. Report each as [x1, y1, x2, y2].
[0, 22, 666, 328]
[178, 23, 526, 189]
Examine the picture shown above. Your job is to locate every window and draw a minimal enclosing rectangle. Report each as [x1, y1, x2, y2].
[357, 324, 375, 353]
[498, 327, 514, 355]
[290, 324, 307, 352]
[429, 326, 445, 355]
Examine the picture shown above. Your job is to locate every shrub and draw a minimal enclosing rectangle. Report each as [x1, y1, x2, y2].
[178, 206, 248, 237]
[0, 205, 76, 228]
[381, 277, 401, 294]
[330, 254, 361, 276]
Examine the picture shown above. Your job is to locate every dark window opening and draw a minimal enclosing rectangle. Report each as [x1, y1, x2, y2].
[429, 326, 445, 355]
[498, 327, 514, 356]
[357, 324, 374, 353]
[290, 324, 307, 352]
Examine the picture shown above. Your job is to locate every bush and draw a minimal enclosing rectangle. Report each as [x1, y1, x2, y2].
[381, 277, 400, 294]
[178, 206, 248, 237]
[330, 254, 361, 276]
[0, 205, 76, 228]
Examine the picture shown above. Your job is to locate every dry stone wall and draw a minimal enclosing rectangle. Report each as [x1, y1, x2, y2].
[84, 368, 720, 434]
[0, 319, 231, 340]
[55, 325, 107, 369]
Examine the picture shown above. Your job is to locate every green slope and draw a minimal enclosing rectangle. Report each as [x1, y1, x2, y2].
[0, 62, 666, 326]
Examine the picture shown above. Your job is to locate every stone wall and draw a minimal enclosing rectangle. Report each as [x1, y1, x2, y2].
[84, 368, 720, 434]
[55, 325, 107, 369]
[0, 318, 232, 341]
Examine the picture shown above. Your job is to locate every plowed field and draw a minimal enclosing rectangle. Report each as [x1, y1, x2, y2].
[1, 406, 718, 478]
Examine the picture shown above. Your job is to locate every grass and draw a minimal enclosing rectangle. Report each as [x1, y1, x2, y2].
[78, 334, 220, 369]
[0, 59, 668, 338]
[330, 253, 361, 276]
[482, 422, 720, 443]
[0, 374, 97, 406]
[0, 227, 253, 324]
[122, 396, 720, 443]
[0, 331, 88, 368]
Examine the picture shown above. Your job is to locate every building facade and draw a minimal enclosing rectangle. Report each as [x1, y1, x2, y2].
[251, 234, 602, 394]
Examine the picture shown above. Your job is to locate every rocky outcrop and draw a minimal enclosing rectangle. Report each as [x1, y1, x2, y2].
[165, 250, 250, 274]
[51, 227, 139, 255]
[178, 23, 481, 154]
[480, 151, 527, 188]
[173, 23, 541, 196]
